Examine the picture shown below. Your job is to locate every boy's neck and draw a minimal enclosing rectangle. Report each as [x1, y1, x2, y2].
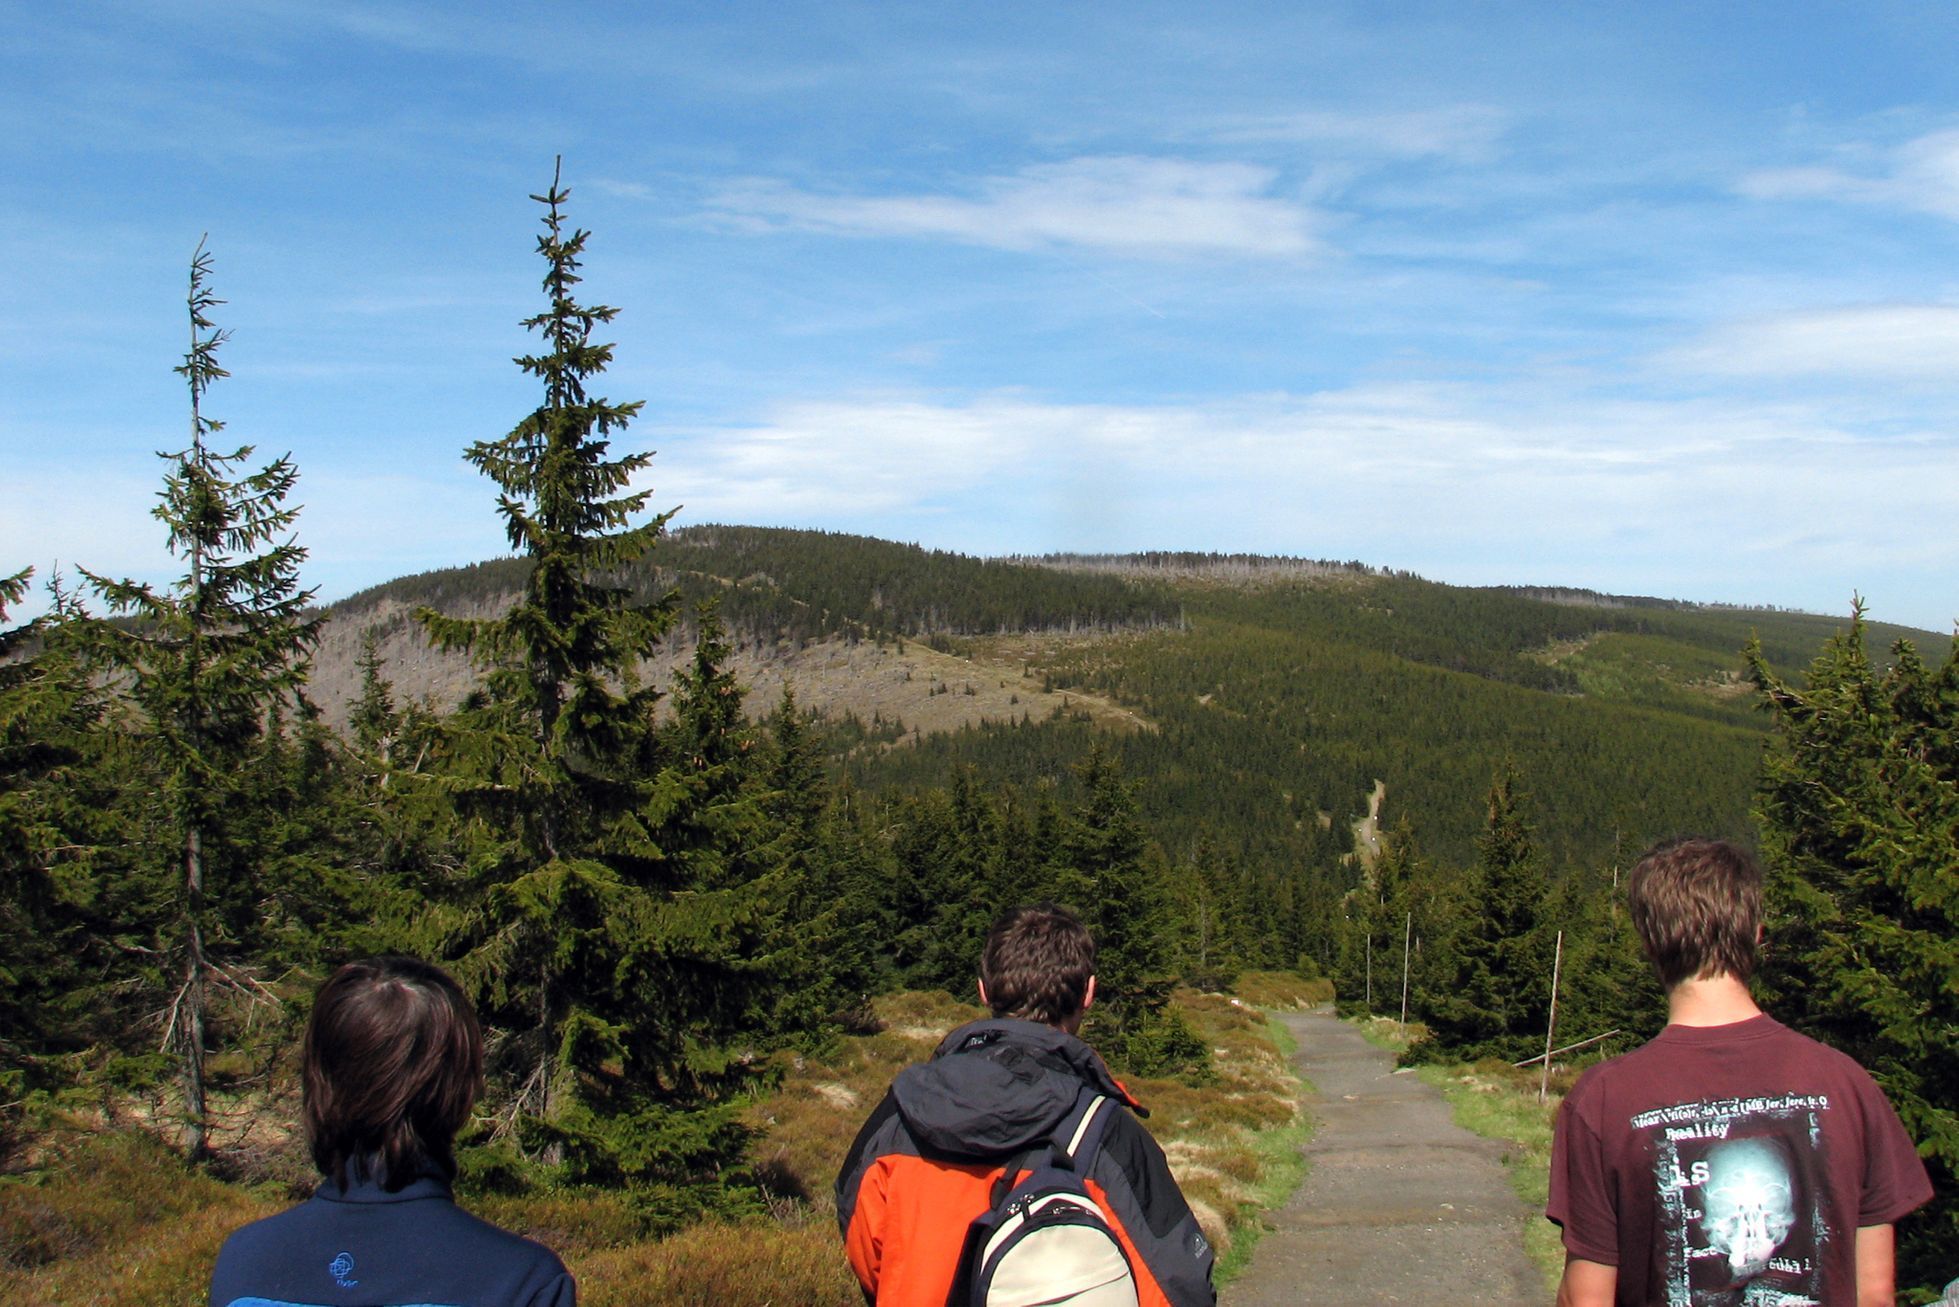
[1666, 971, 1764, 1028]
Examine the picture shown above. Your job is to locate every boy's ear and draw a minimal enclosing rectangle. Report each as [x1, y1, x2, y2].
[1082, 976, 1097, 1013]
[977, 978, 990, 1008]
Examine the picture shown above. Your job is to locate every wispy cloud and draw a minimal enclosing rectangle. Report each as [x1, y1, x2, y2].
[1207, 105, 1508, 161]
[650, 384, 1958, 625]
[1665, 303, 1959, 381]
[1740, 127, 1959, 220]
[707, 157, 1322, 258]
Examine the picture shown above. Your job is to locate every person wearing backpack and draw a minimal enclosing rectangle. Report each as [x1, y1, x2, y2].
[835, 904, 1216, 1307]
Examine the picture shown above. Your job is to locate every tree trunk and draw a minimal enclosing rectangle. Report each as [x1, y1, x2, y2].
[182, 823, 208, 1158]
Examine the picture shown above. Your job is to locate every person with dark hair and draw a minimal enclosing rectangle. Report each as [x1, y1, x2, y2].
[1547, 839, 1931, 1307]
[211, 956, 575, 1307]
[836, 904, 1215, 1306]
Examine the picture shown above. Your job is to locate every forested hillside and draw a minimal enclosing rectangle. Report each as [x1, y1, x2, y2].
[310, 524, 1944, 879]
[337, 524, 1179, 647]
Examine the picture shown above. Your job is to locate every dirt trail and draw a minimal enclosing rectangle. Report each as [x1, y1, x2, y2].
[1225, 1006, 1546, 1306]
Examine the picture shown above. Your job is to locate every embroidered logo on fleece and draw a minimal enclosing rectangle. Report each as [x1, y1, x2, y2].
[329, 1251, 359, 1288]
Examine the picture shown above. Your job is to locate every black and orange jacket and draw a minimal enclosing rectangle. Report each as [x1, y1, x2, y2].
[834, 1018, 1216, 1307]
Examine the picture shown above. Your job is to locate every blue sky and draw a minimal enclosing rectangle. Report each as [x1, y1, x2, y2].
[5, 1, 1958, 632]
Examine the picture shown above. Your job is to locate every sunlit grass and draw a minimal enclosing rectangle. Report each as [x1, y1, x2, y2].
[1349, 1012, 1425, 1054]
[0, 1132, 280, 1306]
[1231, 970, 1334, 1010]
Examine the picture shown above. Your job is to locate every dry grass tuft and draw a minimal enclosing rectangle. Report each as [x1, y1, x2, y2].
[576, 1218, 860, 1307]
[809, 1082, 859, 1110]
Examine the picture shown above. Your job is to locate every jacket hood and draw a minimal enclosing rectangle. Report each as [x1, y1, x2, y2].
[890, 1018, 1142, 1160]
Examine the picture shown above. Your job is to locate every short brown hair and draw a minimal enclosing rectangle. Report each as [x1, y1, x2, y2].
[1626, 838, 1762, 989]
[304, 956, 483, 1192]
[980, 904, 1095, 1026]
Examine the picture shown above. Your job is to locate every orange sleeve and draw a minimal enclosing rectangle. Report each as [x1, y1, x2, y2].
[844, 1157, 891, 1297]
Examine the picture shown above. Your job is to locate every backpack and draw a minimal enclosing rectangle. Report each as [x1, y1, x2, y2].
[947, 1085, 1139, 1307]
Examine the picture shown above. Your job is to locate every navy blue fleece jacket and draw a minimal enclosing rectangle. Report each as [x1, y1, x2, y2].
[209, 1172, 574, 1307]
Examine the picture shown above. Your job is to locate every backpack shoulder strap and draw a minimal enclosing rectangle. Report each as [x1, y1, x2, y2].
[1052, 1085, 1116, 1171]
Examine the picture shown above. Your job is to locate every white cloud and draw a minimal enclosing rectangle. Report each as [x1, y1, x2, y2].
[651, 386, 1959, 604]
[1665, 304, 1959, 381]
[707, 157, 1322, 258]
[1208, 106, 1508, 161]
[1740, 127, 1959, 221]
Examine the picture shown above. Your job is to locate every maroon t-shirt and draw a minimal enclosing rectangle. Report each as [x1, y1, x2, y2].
[1548, 1015, 1932, 1306]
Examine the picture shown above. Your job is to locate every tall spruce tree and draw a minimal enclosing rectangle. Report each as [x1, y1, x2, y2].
[418, 164, 782, 1187]
[81, 242, 320, 1155]
[1749, 607, 1959, 1292]
[890, 778, 993, 993]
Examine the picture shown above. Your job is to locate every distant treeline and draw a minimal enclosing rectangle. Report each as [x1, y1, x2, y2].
[336, 525, 1181, 649]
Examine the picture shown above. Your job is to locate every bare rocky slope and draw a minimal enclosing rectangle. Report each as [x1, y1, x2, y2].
[306, 595, 1148, 739]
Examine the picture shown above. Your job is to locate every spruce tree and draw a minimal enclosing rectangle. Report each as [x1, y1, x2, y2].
[1056, 746, 1204, 1077]
[416, 158, 670, 1156]
[0, 571, 114, 1131]
[348, 629, 400, 759]
[318, 630, 460, 962]
[1409, 767, 1553, 1062]
[417, 164, 783, 1189]
[1336, 819, 1437, 1017]
[758, 685, 873, 1032]
[1749, 607, 1959, 1291]
[1552, 871, 1661, 1052]
[81, 243, 319, 1156]
[890, 780, 991, 993]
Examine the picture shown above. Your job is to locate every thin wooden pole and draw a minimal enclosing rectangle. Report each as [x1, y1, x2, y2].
[1364, 932, 1372, 1010]
[1539, 929, 1564, 1105]
[1514, 1029, 1621, 1068]
[1399, 911, 1412, 1026]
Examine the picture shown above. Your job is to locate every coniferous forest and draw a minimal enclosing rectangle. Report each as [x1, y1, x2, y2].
[3, 169, 1955, 1297]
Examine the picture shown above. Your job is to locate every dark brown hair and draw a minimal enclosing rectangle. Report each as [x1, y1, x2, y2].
[1626, 838, 1762, 989]
[304, 956, 483, 1192]
[980, 904, 1096, 1026]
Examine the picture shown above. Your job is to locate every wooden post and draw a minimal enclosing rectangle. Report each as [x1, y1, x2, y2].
[1540, 929, 1564, 1105]
[1364, 932, 1372, 1010]
[1399, 911, 1412, 1026]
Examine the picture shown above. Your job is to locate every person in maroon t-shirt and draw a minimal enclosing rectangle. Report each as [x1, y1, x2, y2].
[1547, 839, 1932, 1307]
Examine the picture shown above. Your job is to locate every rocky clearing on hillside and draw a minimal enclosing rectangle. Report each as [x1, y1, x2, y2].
[305, 598, 1153, 741]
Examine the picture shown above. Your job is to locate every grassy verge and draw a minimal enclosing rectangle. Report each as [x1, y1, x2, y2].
[2, 981, 1316, 1305]
[1123, 990, 1307, 1285]
[1210, 1111, 1310, 1283]
[1232, 970, 1334, 1011]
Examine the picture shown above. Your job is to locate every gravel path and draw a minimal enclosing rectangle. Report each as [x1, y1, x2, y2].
[1224, 1006, 1547, 1306]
